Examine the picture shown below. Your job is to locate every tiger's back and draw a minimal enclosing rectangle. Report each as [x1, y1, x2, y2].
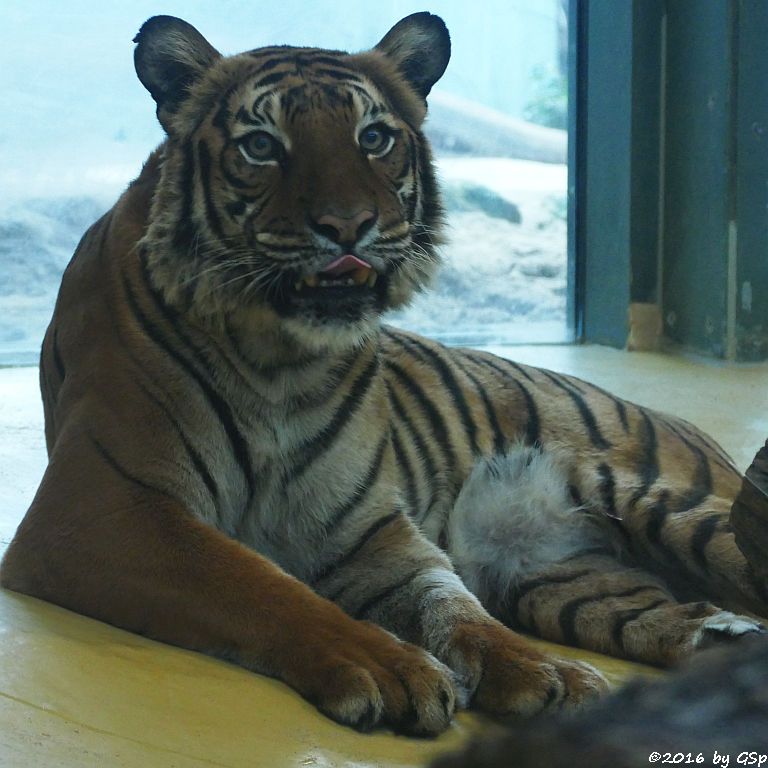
[3, 12, 767, 736]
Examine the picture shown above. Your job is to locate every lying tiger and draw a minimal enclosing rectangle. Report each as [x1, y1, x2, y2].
[2, 13, 766, 736]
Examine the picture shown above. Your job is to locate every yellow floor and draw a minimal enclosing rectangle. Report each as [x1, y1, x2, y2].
[1, 344, 766, 767]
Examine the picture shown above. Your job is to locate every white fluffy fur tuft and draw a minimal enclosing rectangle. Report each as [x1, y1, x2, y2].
[447, 444, 610, 601]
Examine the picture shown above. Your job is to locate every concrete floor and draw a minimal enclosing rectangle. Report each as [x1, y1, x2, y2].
[1, 344, 766, 767]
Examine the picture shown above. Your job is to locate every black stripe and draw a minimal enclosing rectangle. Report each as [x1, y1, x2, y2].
[249, 52, 295, 69]
[212, 99, 232, 130]
[669, 433, 713, 513]
[395, 151, 412, 182]
[452, 355, 507, 455]
[239, 190, 276, 221]
[663, 415, 736, 475]
[569, 483, 585, 507]
[515, 379, 541, 446]
[587, 378, 633, 431]
[614, 398, 630, 431]
[235, 105, 262, 126]
[665, 414, 735, 468]
[611, 598, 669, 649]
[220, 161, 260, 190]
[501, 569, 593, 626]
[247, 48, 300, 64]
[253, 71, 294, 90]
[281, 85, 310, 122]
[197, 140, 224, 239]
[313, 510, 402, 586]
[388, 330, 480, 455]
[123, 268, 255, 504]
[308, 55, 349, 68]
[539, 370, 611, 450]
[645, 490, 670, 545]
[690, 514, 723, 573]
[597, 462, 618, 517]
[629, 409, 659, 507]
[354, 569, 422, 620]
[540, 369, 587, 394]
[386, 381, 436, 518]
[385, 358, 457, 476]
[252, 89, 279, 117]
[559, 585, 665, 646]
[391, 425, 421, 515]
[482, 354, 538, 385]
[313, 68, 362, 82]
[455, 352, 540, 442]
[135, 379, 220, 506]
[91, 435, 167, 495]
[324, 435, 388, 533]
[285, 353, 380, 483]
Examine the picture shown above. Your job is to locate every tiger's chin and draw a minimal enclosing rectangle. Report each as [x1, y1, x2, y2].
[280, 313, 383, 355]
[221, 291, 385, 360]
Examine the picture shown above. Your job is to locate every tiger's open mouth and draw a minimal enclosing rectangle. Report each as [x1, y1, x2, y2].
[274, 253, 387, 321]
[293, 254, 379, 292]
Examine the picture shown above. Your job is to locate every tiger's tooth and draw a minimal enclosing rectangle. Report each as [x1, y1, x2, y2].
[294, 281, 303, 291]
[304, 274, 319, 287]
[352, 267, 371, 286]
[366, 270, 378, 287]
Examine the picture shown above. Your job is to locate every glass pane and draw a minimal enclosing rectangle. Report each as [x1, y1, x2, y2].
[1, 0, 569, 363]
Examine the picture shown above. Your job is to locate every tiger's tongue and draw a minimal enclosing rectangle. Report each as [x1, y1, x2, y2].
[320, 254, 372, 276]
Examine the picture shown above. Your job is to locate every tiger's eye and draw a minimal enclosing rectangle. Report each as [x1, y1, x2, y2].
[359, 125, 394, 156]
[239, 131, 282, 164]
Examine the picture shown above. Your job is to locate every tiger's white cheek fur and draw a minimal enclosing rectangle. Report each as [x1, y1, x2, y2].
[447, 445, 612, 601]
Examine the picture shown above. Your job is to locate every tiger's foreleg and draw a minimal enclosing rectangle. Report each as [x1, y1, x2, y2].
[311, 510, 607, 718]
[447, 448, 765, 666]
[0, 437, 458, 736]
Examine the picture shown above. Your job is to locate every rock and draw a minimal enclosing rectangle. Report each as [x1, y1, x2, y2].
[425, 91, 567, 164]
[442, 182, 522, 223]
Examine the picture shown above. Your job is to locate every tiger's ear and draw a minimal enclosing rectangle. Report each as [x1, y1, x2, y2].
[134, 16, 221, 129]
[374, 13, 451, 100]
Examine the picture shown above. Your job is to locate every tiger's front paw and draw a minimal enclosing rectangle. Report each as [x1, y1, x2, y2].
[446, 621, 607, 718]
[290, 619, 457, 736]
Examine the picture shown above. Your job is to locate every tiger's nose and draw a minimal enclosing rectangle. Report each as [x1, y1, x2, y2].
[313, 209, 377, 247]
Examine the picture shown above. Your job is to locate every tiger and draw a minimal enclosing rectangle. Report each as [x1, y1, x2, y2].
[2, 12, 766, 737]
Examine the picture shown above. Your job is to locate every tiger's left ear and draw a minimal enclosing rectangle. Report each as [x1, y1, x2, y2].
[375, 13, 451, 100]
[134, 15, 221, 131]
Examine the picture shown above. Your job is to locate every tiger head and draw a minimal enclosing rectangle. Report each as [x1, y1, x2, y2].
[134, 14, 450, 354]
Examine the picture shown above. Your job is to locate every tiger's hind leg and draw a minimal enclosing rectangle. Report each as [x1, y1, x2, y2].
[447, 447, 765, 666]
[494, 554, 764, 665]
[617, 479, 768, 618]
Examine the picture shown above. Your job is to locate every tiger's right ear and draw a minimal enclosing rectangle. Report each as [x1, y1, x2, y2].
[134, 16, 221, 130]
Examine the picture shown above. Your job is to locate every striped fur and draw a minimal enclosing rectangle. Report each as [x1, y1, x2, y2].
[2, 14, 765, 736]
